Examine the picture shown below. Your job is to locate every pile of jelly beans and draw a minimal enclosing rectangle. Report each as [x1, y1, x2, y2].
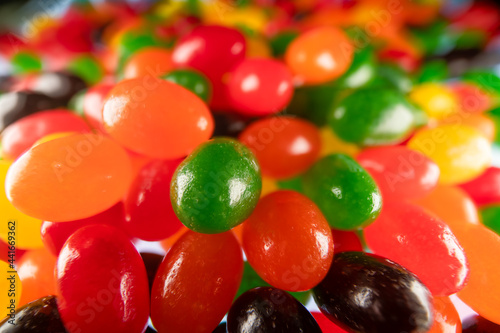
[2, 0, 500, 332]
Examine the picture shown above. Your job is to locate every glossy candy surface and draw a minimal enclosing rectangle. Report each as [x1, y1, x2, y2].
[228, 58, 294, 116]
[227, 287, 321, 333]
[239, 116, 321, 179]
[243, 191, 334, 292]
[1, 109, 91, 160]
[311, 312, 348, 333]
[408, 125, 491, 185]
[302, 154, 382, 230]
[102, 79, 214, 159]
[151, 231, 243, 333]
[124, 159, 184, 241]
[285, 27, 353, 84]
[357, 146, 440, 200]
[313, 252, 434, 333]
[162, 69, 212, 102]
[57, 225, 149, 333]
[329, 88, 420, 146]
[0, 296, 67, 333]
[364, 201, 469, 296]
[123, 47, 173, 79]
[6, 134, 132, 222]
[41, 203, 126, 256]
[428, 297, 461, 333]
[409, 83, 458, 120]
[171, 138, 261, 233]
[83, 83, 113, 132]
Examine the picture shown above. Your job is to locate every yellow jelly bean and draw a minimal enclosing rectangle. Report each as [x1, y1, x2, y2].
[246, 35, 272, 58]
[0, 260, 22, 315]
[0, 161, 43, 249]
[408, 124, 491, 185]
[201, 2, 268, 33]
[320, 127, 360, 157]
[409, 83, 458, 120]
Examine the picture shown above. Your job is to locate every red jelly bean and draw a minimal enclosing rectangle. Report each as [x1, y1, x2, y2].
[242, 190, 334, 292]
[124, 159, 184, 241]
[102, 79, 213, 159]
[57, 225, 149, 333]
[41, 202, 126, 256]
[83, 83, 113, 132]
[331, 229, 363, 254]
[1, 109, 91, 160]
[228, 58, 294, 116]
[429, 297, 461, 333]
[364, 201, 469, 296]
[239, 117, 321, 179]
[151, 230, 243, 333]
[172, 25, 246, 110]
[311, 312, 349, 333]
[460, 167, 500, 207]
[357, 146, 440, 200]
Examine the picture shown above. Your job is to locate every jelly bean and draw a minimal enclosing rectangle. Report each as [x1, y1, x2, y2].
[162, 69, 212, 102]
[30, 72, 87, 105]
[0, 260, 21, 314]
[239, 117, 321, 179]
[140, 252, 164, 294]
[428, 297, 461, 333]
[285, 27, 353, 84]
[1, 109, 91, 160]
[440, 113, 496, 142]
[67, 55, 104, 85]
[463, 71, 500, 98]
[171, 25, 246, 109]
[270, 31, 298, 57]
[102, 79, 213, 159]
[416, 60, 448, 84]
[409, 83, 458, 120]
[11, 51, 42, 74]
[319, 127, 360, 157]
[334, 46, 376, 89]
[311, 312, 349, 333]
[463, 315, 500, 333]
[57, 225, 149, 333]
[460, 167, 500, 206]
[236, 261, 311, 304]
[171, 138, 261, 233]
[331, 229, 363, 253]
[448, 82, 492, 114]
[313, 252, 434, 333]
[415, 186, 500, 324]
[228, 58, 294, 116]
[0, 296, 66, 332]
[124, 159, 184, 241]
[0, 161, 43, 249]
[357, 146, 440, 200]
[212, 112, 250, 138]
[364, 201, 469, 296]
[329, 88, 420, 146]
[243, 191, 334, 291]
[245, 35, 272, 58]
[0, 92, 62, 131]
[368, 63, 414, 93]
[82, 83, 113, 132]
[408, 125, 491, 184]
[479, 205, 500, 235]
[67, 89, 86, 116]
[151, 231, 243, 333]
[123, 47, 173, 79]
[227, 287, 321, 333]
[17, 248, 57, 306]
[41, 203, 126, 256]
[301, 154, 382, 230]
[6, 133, 132, 222]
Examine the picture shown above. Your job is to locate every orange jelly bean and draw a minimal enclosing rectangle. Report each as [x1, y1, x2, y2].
[428, 297, 461, 333]
[103, 79, 214, 159]
[123, 47, 174, 79]
[5, 133, 132, 222]
[285, 27, 353, 85]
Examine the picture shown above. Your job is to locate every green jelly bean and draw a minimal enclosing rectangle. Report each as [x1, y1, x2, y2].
[409, 20, 456, 56]
[416, 60, 448, 83]
[11, 51, 42, 74]
[335, 46, 376, 89]
[301, 154, 382, 230]
[171, 138, 262, 234]
[369, 63, 413, 92]
[236, 261, 311, 304]
[67, 55, 104, 85]
[480, 205, 500, 235]
[277, 176, 303, 193]
[68, 89, 87, 117]
[162, 69, 212, 102]
[328, 88, 419, 146]
[270, 31, 298, 57]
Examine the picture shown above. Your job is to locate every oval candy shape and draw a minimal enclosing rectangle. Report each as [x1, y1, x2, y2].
[151, 231, 243, 333]
[301, 154, 382, 230]
[242, 190, 333, 292]
[171, 138, 261, 234]
[313, 251, 434, 333]
[227, 287, 322, 333]
[6, 133, 132, 222]
[57, 225, 149, 333]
